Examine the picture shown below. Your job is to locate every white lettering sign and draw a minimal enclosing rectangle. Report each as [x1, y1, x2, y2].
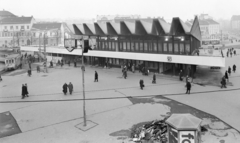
[179, 131, 195, 143]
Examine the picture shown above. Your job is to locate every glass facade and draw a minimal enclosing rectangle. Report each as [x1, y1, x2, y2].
[95, 35, 196, 56]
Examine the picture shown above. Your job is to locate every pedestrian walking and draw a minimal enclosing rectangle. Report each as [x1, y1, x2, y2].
[94, 71, 98, 82]
[233, 64, 236, 73]
[132, 64, 135, 73]
[179, 70, 183, 81]
[62, 83, 68, 95]
[57, 60, 60, 66]
[140, 79, 144, 90]
[221, 76, 227, 88]
[37, 65, 40, 73]
[25, 83, 29, 97]
[225, 71, 229, 82]
[230, 52, 232, 57]
[27, 69, 31, 77]
[50, 61, 53, 68]
[21, 84, 25, 99]
[0, 74, 2, 82]
[68, 82, 73, 95]
[228, 66, 231, 76]
[234, 50, 236, 55]
[186, 81, 191, 94]
[226, 51, 229, 57]
[152, 73, 156, 84]
[74, 59, 77, 67]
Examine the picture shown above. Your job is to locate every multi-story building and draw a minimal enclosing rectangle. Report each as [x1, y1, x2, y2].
[186, 14, 220, 39]
[0, 10, 35, 48]
[230, 15, 240, 30]
[97, 15, 141, 23]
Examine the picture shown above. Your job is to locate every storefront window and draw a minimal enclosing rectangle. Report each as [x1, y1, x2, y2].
[174, 43, 179, 53]
[168, 43, 172, 53]
[105, 42, 108, 50]
[163, 43, 168, 52]
[102, 41, 105, 50]
[180, 43, 184, 54]
[115, 41, 118, 51]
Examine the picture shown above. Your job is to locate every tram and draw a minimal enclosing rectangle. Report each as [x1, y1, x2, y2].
[4, 54, 22, 70]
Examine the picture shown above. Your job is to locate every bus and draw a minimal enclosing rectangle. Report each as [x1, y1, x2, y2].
[202, 39, 220, 45]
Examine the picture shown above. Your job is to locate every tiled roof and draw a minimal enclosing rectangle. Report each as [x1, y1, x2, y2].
[73, 16, 200, 38]
[0, 16, 33, 24]
[0, 10, 16, 17]
[231, 15, 240, 21]
[205, 19, 219, 24]
[31, 23, 62, 31]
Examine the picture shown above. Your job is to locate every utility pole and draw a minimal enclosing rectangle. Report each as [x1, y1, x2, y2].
[81, 42, 86, 126]
[44, 33, 48, 73]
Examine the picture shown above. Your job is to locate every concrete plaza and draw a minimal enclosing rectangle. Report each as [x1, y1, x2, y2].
[0, 48, 240, 143]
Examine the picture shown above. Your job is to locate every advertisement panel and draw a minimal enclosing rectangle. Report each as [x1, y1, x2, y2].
[179, 131, 195, 143]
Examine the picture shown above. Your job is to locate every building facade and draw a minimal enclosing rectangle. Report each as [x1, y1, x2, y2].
[21, 16, 225, 76]
[0, 10, 35, 48]
[231, 15, 240, 30]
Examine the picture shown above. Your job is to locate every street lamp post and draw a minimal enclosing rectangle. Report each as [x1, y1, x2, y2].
[81, 48, 86, 126]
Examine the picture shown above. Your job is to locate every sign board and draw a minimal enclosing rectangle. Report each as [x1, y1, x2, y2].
[167, 56, 172, 62]
[64, 39, 77, 52]
[179, 131, 195, 143]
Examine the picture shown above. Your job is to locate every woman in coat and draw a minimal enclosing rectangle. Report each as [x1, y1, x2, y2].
[68, 82, 73, 95]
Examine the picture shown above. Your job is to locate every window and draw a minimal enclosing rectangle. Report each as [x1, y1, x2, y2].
[163, 43, 168, 52]
[112, 41, 115, 50]
[158, 41, 162, 52]
[131, 41, 135, 51]
[119, 41, 123, 51]
[174, 43, 179, 53]
[144, 42, 148, 52]
[16, 26, 18, 29]
[108, 41, 111, 50]
[168, 43, 172, 53]
[123, 41, 126, 51]
[153, 41, 157, 52]
[27, 26, 29, 29]
[21, 26, 24, 30]
[22, 40, 24, 43]
[10, 26, 13, 30]
[185, 43, 190, 54]
[180, 43, 184, 54]
[127, 41, 131, 51]
[139, 41, 143, 52]
[4, 26, 7, 29]
[102, 41, 105, 50]
[135, 41, 139, 51]
[115, 41, 118, 51]
[148, 41, 153, 52]
[10, 33, 13, 37]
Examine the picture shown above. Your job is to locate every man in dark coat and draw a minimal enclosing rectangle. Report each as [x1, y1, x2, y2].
[225, 71, 229, 82]
[221, 76, 227, 88]
[233, 64, 236, 73]
[140, 79, 144, 90]
[0, 74, 2, 82]
[21, 84, 25, 99]
[28, 69, 31, 77]
[152, 73, 156, 84]
[63, 83, 68, 95]
[186, 81, 191, 94]
[179, 70, 183, 81]
[68, 82, 73, 95]
[94, 71, 98, 82]
[228, 66, 231, 76]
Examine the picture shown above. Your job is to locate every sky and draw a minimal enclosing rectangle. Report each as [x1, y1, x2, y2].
[0, 0, 239, 21]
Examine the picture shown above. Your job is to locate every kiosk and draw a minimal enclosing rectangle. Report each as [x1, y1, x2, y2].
[166, 113, 202, 143]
